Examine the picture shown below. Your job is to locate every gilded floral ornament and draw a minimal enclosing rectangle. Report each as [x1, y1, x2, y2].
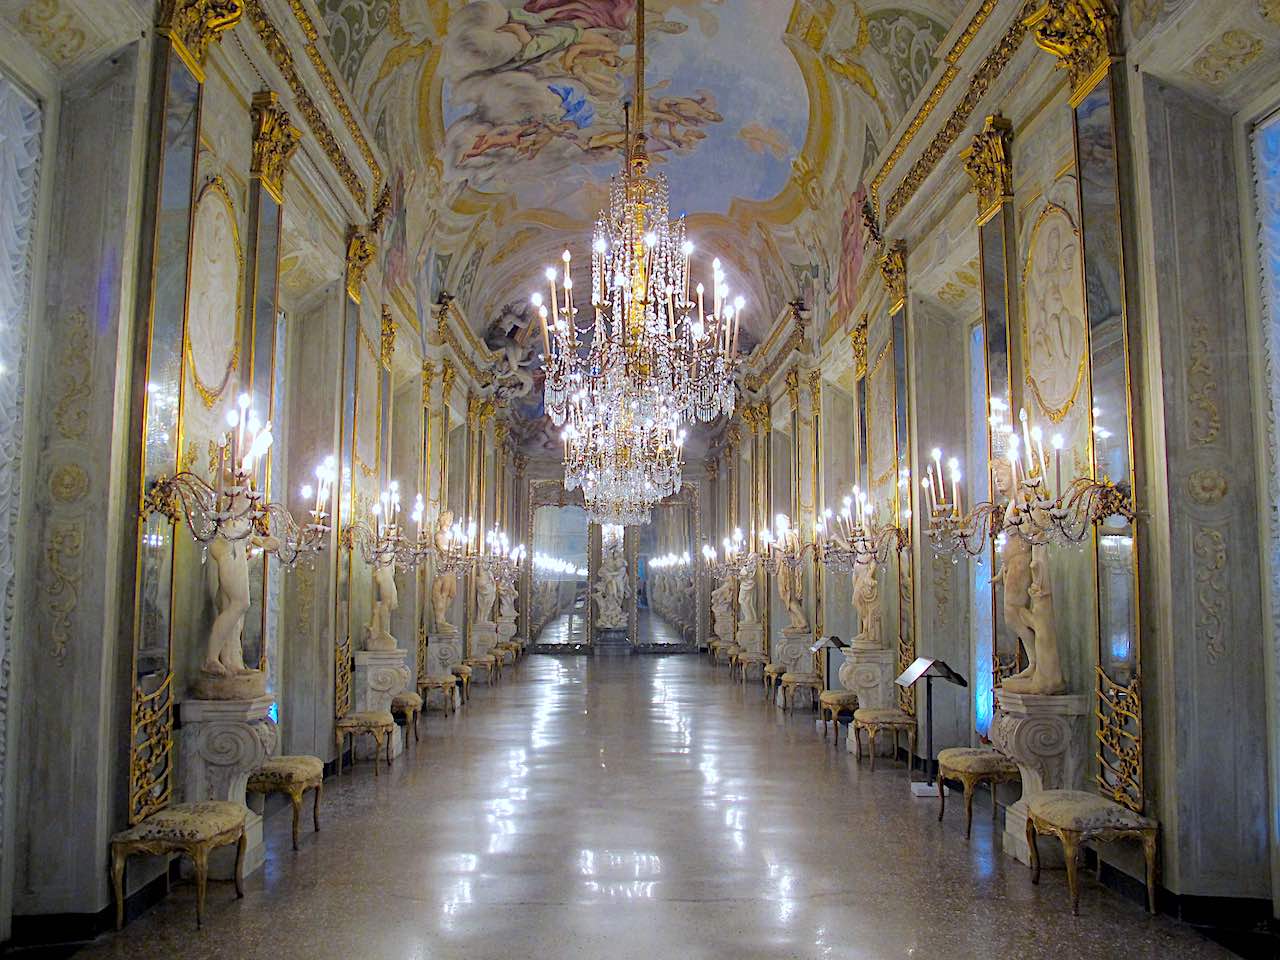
[1024, 0, 1121, 104]
[157, 0, 243, 81]
[369, 183, 393, 235]
[250, 90, 302, 204]
[441, 361, 456, 403]
[851, 314, 869, 379]
[345, 227, 375, 304]
[1187, 468, 1229, 505]
[960, 115, 1013, 224]
[380, 306, 398, 367]
[879, 243, 907, 314]
[785, 368, 801, 409]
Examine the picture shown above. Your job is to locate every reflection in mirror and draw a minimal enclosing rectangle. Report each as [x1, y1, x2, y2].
[531, 504, 588, 645]
[129, 54, 201, 824]
[640, 500, 696, 646]
[1074, 74, 1142, 809]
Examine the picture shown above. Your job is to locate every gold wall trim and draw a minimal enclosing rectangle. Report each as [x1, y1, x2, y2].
[882, 0, 1038, 226]
[869, 0, 1001, 220]
[243, 0, 368, 210]
[284, 0, 384, 201]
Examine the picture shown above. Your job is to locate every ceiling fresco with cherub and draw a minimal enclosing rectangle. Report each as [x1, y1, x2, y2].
[319, 0, 966, 449]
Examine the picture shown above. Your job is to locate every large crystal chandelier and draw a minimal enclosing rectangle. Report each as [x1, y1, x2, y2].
[533, 0, 741, 526]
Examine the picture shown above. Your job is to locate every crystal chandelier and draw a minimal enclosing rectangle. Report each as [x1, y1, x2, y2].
[533, 0, 741, 526]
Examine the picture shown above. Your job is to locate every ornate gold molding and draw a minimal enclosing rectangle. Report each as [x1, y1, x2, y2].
[466, 394, 483, 426]
[250, 90, 302, 204]
[851, 313, 869, 379]
[884, 0, 1037, 226]
[961, 114, 1013, 225]
[422, 360, 436, 406]
[157, 0, 242, 81]
[441, 360, 456, 404]
[1025, 0, 1121, 105]
[808, 369, 822, 408]
[243, 0, 368, 210]
[704, 456, 719, 481]
[785, 368, 801, 410]
[345, 227, 375, 304]
[879, 243, 907, 315]
[380, 305, 398, 367]
[370, 183, 392, 235]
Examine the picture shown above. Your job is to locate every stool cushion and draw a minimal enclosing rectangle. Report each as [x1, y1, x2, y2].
[464, 656, 496, 666]
[337, 710, 395, 729]
[782, 672, 821, 684]
[392, 691, 424, 710]
[937, 747, 1018, 775]
[764, 663, 788, 676]
[450, 665, 472, 677]
[819, 690, 859, 707]
[113, 801, 246, 844]
[421, 674, 457, 686]
[853, 707, 915, 725]
[249, 756, 323, 786]
[1028, 790, 1155, 832]
[737, 651, 769, 663]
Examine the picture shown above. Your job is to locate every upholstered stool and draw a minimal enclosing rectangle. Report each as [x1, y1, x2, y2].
[391, 691, 424, 745]
[818, 690, 859, 742]
[1027, 790, 1159, 916]
[714, 642, 740, 667]
[494, 643, 519, 668]
[852, 707, 917, 772]
[763, 662, 788, 700]
[936, 747, 1020, 838]
[450, 664, 472, 703]
[463, 655, 498, 685]
[706, 638, 725, 660]
[780, 672, 823, 713]
[335, 711, 396, 775]
[736, 651, 769, 684]
[110, 801, 247, 929]
[418, 674, 459, 714]
[247, 756, 323, 850]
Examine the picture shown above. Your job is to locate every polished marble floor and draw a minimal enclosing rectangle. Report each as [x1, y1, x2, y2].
[75, 656, 1233, 959]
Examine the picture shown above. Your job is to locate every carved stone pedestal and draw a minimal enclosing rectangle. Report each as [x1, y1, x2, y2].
[777, 627, 813, 671]
[428, 630, 463, 676]
[354, 650, 410, 759]
[179, 695, 277, 878]
[469, 623, 499, 680]
[496, 615, 517, 644]
[839, 648, 897, 756]
[735, 622, 764, 654]
[990, 690, 1090, 864]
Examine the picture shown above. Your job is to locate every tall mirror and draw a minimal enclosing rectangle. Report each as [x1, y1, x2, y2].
[531, 504, 588, 645]
[639, 497, 697, 647]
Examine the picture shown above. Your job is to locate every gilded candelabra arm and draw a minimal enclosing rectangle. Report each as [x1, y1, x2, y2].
[1002, 474, 1136, 546]
[141, 471, 263, 544]
[926, 500, 1003, 559]
[259, 501, 330, 569]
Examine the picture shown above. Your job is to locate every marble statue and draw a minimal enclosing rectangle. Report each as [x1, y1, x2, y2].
[430, 511, 458, 635]
[710, 576, 737, 643]
[778, 561, 809, 632]
[851, 559, 882, 650]
[476, 565, 497, 625]
[364, 558, 399, 651]
[1000, 543, 1066, 695]
[197, 487, 277, 699]
[594, 536, 627, 629]
[736, 558, 759, 625]
[498, 575, 518, 622]
[992, 497, 1036, 682]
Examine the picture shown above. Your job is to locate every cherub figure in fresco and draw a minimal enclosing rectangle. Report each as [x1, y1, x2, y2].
[646, 91, 722, 155]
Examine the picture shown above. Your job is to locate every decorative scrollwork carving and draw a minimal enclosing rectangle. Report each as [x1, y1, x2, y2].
[380, 305, 398, 367]
[129, 674, 174, 824]
[879, 243, 907, 313]
[1025, 0, 1121, 102]
[345, 227, 375, 304]
[851, 314, 869, 379]
[157, 0, 242, 78]
[960, 114, 1013, 223]
[1194, 526, 1227, 664]
[1095, 667, 1143, 812]
[250, 90, 302, 203]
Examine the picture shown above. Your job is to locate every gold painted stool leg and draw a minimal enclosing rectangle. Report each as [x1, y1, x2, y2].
[289, 789, 303, 850]
[111, 844, 126, 931]
[1143, 830, 1158, 914]
[313, 782, 323, 834]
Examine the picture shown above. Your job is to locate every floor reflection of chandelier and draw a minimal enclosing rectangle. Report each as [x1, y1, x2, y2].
[533, 0, 741, 526]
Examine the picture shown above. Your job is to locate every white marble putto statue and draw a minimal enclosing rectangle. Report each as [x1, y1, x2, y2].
[363, 557, 399, 651]
[736, 557, 759, 625]
[777, 560, 808, 632]
[851, 559, 882, 650]
[999, 540, 1065, 695]
[430, 511, 458, 635]
[594, 535, 628, 629]
[475, 565, 497, 626]
[196, 488, 277, 700]
[710, 576, 737, 643]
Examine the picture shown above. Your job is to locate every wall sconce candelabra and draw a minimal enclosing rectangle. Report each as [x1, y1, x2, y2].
[814, 491, 909, 570]
[925, 404, 1136, 561]
[142, 394, 334, 568]
[344, 480, 419, 567]
[702, 527, 756, 579]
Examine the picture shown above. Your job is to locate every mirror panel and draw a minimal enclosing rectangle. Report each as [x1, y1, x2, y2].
[891, 306, 917, 715]
[332, 297, 359, 719]
[531, 504, 589, 644]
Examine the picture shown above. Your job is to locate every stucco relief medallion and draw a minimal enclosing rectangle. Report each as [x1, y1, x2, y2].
[186, 177, 242, 410]
[1187, 468, 1228, 505]
[49, 463, 88, 503]
[1022, 203, 1086, 424]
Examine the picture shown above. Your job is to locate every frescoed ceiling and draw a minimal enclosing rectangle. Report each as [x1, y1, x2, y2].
[319, 0, 967, 447]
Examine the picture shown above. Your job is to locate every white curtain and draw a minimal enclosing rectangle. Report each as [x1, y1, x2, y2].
[0, 71, 43, 877]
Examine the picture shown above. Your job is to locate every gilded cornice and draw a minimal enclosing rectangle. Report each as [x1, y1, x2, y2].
[883, 0, 1037, 226]
[878, 243, 907, 314]
[433, 292, 496, 387]
[344, 227, 375, 303]
[960, 114, 1013, 225]
[250, 90, 302, 204]
[744, 299, 808, 395]
[380, 305, 397, 366]
[157, 0, 242, 81]
[283, 0, 384, 203]
[869, 0, 1001, 220]
[1025, 0, 1121, 105]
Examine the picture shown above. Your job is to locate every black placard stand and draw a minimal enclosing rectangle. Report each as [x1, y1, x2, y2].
[894, 657, 968, 797]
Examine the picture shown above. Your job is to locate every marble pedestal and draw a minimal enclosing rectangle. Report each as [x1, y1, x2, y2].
[990, 690, 1090, 864]
[735, 622, 764, 654]
[354, 649, 411, 759]
[427, 630, 463, 676]
[840, 648, 897, 756]
[470, 623, 499, 681]
[496, 616, 517, 644]
[179, 695, 277, 878]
